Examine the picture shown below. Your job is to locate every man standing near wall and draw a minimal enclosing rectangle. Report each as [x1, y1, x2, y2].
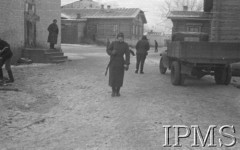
[47, 19, 59, 49]
[135, 35, 150, 74]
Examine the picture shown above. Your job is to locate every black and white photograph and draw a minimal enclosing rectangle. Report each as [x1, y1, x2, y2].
[1, 0, 240, 149]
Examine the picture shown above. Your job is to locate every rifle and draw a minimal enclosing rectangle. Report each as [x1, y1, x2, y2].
[105, 57, 113, 76]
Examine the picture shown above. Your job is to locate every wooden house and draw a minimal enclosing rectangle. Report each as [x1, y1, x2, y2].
[61, 6, 147, 46]
[168, 0, 240, 43]
[167, 7, 212, 41]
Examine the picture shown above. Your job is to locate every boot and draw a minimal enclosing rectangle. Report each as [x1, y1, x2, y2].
[140, 65, 144, 74]
[6, 70, 14, 83]
[116, 87, 121, 97]
[111, 87, 116, 97]
[0, 68, 3, 80]
[0, 68, 3, 84]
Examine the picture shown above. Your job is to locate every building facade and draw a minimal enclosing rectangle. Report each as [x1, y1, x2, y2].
[0, 0, 61, 63]
[62, 7, 147, 46]
[167, 10, 212, 38]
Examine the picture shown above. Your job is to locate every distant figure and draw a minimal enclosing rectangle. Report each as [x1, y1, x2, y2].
[106, 33, 130, 97]
[48, 19, 59, 49]
[135, 35, 150, 74]
[0, 38, 14, 83]
[154, 40, 158, 53]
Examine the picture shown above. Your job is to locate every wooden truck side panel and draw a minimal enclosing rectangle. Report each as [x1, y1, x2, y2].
[167, 42, 240, 64]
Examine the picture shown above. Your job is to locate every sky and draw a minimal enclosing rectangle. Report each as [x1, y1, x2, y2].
[61, 0, 164, 31]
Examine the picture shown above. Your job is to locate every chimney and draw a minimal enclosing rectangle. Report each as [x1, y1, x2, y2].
[101, 4, 104, 10]
[107, 5, 111, 12]
[183, 6, 188, 11]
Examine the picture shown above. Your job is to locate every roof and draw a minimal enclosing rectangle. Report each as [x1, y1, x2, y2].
[62, 8, 147, 23]
[61, 0, 100, 9]
[61, 13, 72, 19]
[168, 11, 212, 20]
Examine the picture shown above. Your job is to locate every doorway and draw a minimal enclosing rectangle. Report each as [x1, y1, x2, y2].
[24, 0, 38, 47]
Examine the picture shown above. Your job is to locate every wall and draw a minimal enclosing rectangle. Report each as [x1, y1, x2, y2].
[211, 0, 240, 42]
[147, 33, 171, 47]
[0, 0, 25, 62]
[61, 20, 86, 44]
[0, 0, 61, 63]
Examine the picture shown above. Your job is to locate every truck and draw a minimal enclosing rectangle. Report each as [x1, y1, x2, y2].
[159, 32, 240, 85]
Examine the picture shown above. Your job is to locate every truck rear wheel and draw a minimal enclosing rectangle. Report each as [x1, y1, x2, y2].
[171, 61, 182, 85]
[214, 65, 232, 85]
[224, 65, 232, 85]
[159, 57, 167, 74]
[214, 68, 226, 84]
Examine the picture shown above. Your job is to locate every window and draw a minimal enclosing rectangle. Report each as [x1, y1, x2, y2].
[97, 24, 118, 36]
[135, 25, 138, 36]
[119, 23, 131, 38]
[186, 23, 202, 32]
[97, 24, 105, 35]
[187, 26, 201, 32]
[139, 26, 142, 36]
[132, 25, 135, 35]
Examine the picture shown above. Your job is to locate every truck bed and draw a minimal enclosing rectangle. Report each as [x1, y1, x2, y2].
[167, 42, 240, 64]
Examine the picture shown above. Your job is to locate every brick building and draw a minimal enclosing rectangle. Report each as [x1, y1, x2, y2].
[0, 0, 62, 63]
[62, 6, 147, 46]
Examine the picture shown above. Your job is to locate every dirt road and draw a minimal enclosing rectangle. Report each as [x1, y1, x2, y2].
[1, 44, 240, 150]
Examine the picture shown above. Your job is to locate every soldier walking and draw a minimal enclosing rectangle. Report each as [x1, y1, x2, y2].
[47, 19, 59, 49]
[135, 36, 150, 74]
[106, 33, 130, 97]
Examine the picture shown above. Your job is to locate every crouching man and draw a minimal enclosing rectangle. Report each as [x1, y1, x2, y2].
[0, 38, 14, 83]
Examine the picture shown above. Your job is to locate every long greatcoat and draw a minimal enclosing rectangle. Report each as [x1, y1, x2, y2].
[107, 41, 130, 87]
[47, 23, 59, 44]
[136, 39, 150, 55]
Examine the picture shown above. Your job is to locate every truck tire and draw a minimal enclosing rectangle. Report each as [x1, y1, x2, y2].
[214, 68, 226, 84]
[171, 61, 181, 85]
[214, 66, 232, 85]
[224, 65, 232, 85]
[159, 57, 167, 74]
